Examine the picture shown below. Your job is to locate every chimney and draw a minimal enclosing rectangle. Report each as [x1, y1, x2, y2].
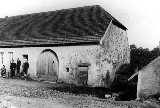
[4, 16, 8, 20]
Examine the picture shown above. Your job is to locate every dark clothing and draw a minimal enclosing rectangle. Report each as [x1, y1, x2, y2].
[16, 60, 21, 74]
[22, 62, 29, 75]
[10, 62, 16, 77]
[1, 66, 6, 77]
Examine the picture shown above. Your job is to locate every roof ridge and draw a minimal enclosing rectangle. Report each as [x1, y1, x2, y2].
[1, 5, 126, 30]
[0, 5, 127, 46]
[1, 5, 100, 19]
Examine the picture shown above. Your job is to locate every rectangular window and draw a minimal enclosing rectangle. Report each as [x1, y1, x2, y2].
[66, 67, 69, 72]
[23, 54, 28, 60]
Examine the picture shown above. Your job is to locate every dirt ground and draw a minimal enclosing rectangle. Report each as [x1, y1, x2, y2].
[0, 78, 159, 108]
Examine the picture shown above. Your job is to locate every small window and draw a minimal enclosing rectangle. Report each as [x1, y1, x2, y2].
[66, 67, 69, 72]
[23, 54, 28, 60]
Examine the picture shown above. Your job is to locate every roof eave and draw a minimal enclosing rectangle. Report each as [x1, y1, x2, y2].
[0, 41, 100, 48]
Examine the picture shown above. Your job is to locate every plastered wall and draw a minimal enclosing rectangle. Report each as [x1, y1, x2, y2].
[137, 57, 160, 99]
[0, 24, 130, 88]
[0, 45, 102, 86]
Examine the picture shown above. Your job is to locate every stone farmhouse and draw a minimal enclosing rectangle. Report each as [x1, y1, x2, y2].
[0, 5, 130, 87]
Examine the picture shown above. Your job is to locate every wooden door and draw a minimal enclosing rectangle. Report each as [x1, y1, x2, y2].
[77, 63, 90, 86]
[37, 50, 58, 82]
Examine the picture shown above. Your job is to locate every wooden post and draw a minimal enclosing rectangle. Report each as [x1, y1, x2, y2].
[0, 52, 4, 64]
[8, 52, 13, 62]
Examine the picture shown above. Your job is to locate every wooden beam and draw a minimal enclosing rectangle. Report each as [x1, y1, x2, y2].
[128, 71, 139, 81]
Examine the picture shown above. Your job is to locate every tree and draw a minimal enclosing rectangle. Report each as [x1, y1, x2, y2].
[111, 44, 160, 100]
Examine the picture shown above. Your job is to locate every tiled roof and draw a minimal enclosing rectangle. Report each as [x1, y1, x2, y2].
[0, 5, 126, 47]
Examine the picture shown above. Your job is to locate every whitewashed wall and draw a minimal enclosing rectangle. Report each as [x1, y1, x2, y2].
[0, 45, 103, 86]
[0, 24, 130, 87]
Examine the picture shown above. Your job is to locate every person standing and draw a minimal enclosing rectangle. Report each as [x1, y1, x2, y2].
[22, 59, 29, 79]
[1, 65, 6, 78]
[10, 59, 17, 78]
[16, 58, 21, 77]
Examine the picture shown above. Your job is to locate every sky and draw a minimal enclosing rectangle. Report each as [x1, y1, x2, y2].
[0, 0, 159, 49]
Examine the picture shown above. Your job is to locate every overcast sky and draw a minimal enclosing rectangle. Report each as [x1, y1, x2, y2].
[0, 0, 159, 49]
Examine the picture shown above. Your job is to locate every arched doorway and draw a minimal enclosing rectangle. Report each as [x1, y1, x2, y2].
[36, 49, 59, 82]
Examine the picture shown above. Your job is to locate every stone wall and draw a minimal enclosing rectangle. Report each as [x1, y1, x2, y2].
[100, 23, 130, 88]
[57, 45, 101, 86]
[102, 23, 130, 66]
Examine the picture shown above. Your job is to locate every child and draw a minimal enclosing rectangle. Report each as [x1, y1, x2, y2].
[1, 65, 6, 78]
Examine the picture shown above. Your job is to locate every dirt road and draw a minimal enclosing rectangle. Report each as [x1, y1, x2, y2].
[0, 95, 72, 108]
[0, 78, 158, 108]
[0, 78, 72, 108]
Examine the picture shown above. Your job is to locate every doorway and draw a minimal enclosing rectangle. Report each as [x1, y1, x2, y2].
[36, 49, 59, 82]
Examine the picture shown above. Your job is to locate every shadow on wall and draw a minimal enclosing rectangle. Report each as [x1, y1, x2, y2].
[110, 63, 137, 100]
[53, 63, 137, 101]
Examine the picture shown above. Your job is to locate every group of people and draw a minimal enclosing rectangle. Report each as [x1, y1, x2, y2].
[0, 58, 29, 79]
